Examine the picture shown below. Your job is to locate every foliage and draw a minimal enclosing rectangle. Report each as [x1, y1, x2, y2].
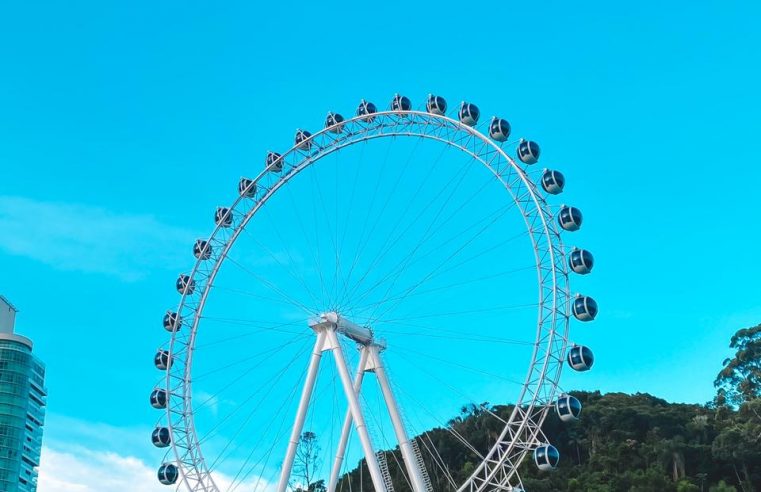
[711, 399, 761, 492]
[715, 324, 761, 407]
[293, 480, 325, 492]
[336, 392, 760, 492]
[710, 481, 738, 492]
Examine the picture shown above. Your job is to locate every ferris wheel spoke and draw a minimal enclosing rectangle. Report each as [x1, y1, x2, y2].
[389, 375, 484, 461]
[333, 138, 395, 310]
[239, 213, 322, 310]
[351, 168, 516, 317]
[198, 317, 304, 330]
[193, 333, 306, 381]
[368, 303, 538, 325]
[424, 228, 528, 282]
[279, 176, 330, 309]
[335, 140, 368, 301]
[210, 285, 308, 310]
[349, 201, 521, 314]
[194, 319, 304, 349]
[201, 341, 312, 488]
[336, 136, 415, 309]
[210, 377, 298, 481]
[224, 338, 348, 491]
[350, 264, 534, 315]
[228, 361, 335, 492]
[305, 155, 342, 309]
[411, 199, 521, 271]
[365, 202, 528, 325]
[294, 160, 331, 309]
[406, 167, 509, 252]
[360, 197, 523, 316]
[353, 307, 538, 344]
[372, 326, 534, 347]
[344, 142, 419, 292]
[222, 255, 316, 315]
[366, 228, 530, 319]
[338, 137, 455, 305]
[223, 384, 302, 492]
[344, 145, 474, 309]
[390, 350, 508, 438]
[332, 142, 341, 309]
[195, 336, 312, 419]
[220, 367, 304, 492]
[392, 344, 524, 389]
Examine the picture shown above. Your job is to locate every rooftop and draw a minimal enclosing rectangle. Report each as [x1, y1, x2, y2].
[0, 295, 31, 349]
[0, 295, 18, 313]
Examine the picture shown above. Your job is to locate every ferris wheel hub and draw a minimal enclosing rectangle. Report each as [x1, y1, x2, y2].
[309, 311, 376, 346]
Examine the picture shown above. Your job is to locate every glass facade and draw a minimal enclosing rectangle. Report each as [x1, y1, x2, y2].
[0, 340, 46, 492]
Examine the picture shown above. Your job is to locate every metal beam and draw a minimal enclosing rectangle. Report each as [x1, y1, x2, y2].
[370, 344, 428, 492]
[326, 328, 387, 492]
[277, 330, 327, 492]
[327, 346, 369, 491]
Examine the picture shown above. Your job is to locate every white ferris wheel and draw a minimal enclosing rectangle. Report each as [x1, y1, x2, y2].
[149, 93, 598, 492]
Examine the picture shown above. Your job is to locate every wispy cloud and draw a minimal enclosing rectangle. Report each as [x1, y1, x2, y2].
[0, 196, 198, 281]
[38, 414, 277, 492]
[37, 446, 275, 492]
[38, 446, 167, 492]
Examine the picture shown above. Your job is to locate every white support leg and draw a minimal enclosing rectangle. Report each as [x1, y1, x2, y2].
[326, 328, 387, 492]
[327, 346, 369, 492]
[277, 330, 327, 492]
[369, 344, 428, 492]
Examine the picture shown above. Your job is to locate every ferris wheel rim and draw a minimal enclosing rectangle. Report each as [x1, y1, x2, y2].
[160, 107, 572, 492]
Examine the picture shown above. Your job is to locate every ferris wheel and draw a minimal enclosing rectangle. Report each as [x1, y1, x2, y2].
[149, 92, 599, 492]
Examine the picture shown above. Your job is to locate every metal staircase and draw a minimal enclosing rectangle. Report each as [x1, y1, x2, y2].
[376, 450, 396, 492]
[410, 438, 434, 492]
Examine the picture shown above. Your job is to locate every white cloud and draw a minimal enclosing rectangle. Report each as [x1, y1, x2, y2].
[37, 446, 166, 492]
[38, 414, 278, 492]
[0, 196, 198, 281]
[37, 445, 276, 492]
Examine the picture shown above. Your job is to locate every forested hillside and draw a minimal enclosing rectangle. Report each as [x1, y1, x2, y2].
[335, 392, 758, 491]
[332, 325, 761, 492]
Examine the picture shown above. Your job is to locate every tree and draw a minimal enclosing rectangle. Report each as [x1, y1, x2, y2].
[711, 399, 761, 492]
[710, 481, 738, 492]
[715, 324, 761, 406]
[291, 431, 322, 492]
[678, 480, 701, 492]
[712, 324, 761, 492]
[307, 480, 326, 492]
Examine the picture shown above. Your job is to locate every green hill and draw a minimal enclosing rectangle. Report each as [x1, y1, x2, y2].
[335, 392, 759, 491]
[334, 324, 761, 492]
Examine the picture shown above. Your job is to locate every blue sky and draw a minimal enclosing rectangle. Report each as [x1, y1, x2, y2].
[1, 1, 760, 490]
